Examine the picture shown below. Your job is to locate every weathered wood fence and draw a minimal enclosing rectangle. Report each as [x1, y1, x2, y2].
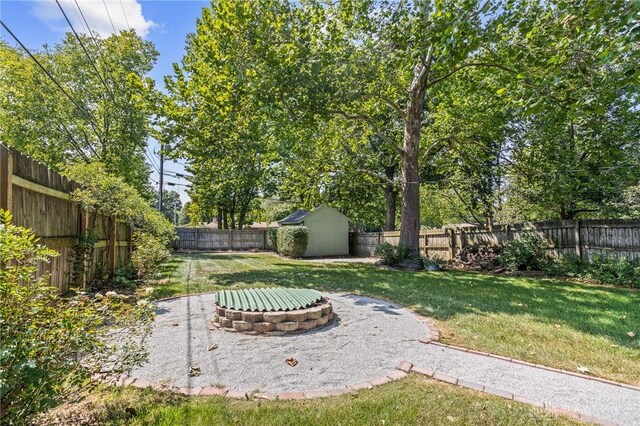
[174, 227, 274, 251]
[0, 145, 132, 292]
[353, 219, 640, 261]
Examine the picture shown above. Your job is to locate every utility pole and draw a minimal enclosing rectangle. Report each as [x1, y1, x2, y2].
[158, 143, 164, 212]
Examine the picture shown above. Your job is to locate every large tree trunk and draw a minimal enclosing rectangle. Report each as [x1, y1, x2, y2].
[383, 185, 397, 231]
[399, 61, 430, 254]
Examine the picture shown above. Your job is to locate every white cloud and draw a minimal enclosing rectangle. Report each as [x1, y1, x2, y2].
[33, 0, 156, 38]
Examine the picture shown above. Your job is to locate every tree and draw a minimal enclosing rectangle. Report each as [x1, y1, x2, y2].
[0, 31, 159, 194]
[149, 190, 182, 224]
[496, 0, 640, 220]
[276, 0, 516, 252]
[163, 0, 287, 228]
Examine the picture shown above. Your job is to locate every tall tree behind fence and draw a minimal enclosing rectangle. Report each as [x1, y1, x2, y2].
[354, 220, 640, 261]
[0, 145, 132, 292]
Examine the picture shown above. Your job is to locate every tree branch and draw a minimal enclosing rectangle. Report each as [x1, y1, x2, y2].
[426, 62, 517, 89]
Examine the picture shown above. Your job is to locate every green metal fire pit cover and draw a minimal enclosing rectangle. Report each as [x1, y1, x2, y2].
[213, 288, 323, 312]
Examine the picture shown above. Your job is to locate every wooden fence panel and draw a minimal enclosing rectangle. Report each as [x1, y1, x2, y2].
[173, 228, 269, 251]
[1, 145, 132, 292]
[353, 219, 640, 261]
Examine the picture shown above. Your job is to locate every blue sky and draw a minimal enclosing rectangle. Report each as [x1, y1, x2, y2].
[0, 0, 208, 203]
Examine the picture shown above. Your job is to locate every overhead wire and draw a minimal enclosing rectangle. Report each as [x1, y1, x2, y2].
[0, 20, 102, 158]
[55, 0, 114, 99]
[102, 0, 117, 34]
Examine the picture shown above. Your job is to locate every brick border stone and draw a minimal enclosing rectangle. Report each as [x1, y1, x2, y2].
[427, 341, 640, 392]
[408, 363, 617, 426]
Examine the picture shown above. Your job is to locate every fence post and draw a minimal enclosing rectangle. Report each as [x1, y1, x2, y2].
[76, 210, 88, 288]
[195, 227, 199, 250]
[447, 228, 455, 259]
[574, 220, 582, 259]
[229, 229, 233, 250]
[0, 145, 13, 211]
[107, 215, 116, 276]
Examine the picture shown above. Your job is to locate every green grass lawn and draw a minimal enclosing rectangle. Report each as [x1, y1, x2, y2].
[42, 375, 580, 425]
[147, 252, 640, 385]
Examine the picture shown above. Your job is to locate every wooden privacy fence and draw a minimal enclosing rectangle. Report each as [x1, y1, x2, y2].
[0, 145, 132, 292]
[353, 219, 640, 261]
[174, 227, 274, 251]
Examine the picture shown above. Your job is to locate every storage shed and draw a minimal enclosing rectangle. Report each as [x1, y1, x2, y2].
[278, 205, 350, 257]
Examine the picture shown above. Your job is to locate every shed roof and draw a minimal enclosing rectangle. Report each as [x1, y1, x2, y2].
[278, 204, 350, 225]
[278, 208, 312, 225]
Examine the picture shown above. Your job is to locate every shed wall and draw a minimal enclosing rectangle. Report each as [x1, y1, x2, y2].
[303, 207, 349, 256]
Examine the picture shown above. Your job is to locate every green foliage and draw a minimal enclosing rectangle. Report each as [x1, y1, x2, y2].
[63, 162, 175, 282]
[0, 32, 159, 193]
[131, 231, 171, 279]
[267, 227, 278, 250]
[545, 254, 640, 288]
[0, 210, 153, 423]
[276, 226, 308, 258]
[374, 242, 415, 267]
[500, 233, 547, 271]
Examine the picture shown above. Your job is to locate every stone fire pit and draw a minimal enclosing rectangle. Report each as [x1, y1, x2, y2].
[211, 288, 333, 335]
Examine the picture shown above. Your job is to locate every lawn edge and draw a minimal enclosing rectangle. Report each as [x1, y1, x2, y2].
[427, 341, 640, 392]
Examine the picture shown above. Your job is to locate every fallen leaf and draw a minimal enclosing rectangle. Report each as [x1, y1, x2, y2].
[554, 324, 561, 328]
[188, 367, 201, 377]
[285, 358, 298, 367]
[172, 323, 179, 327]
[627, 332, 635, 338]
[208, 343, 219, 351]
[577, 366, 590, 374]
[446, 416, 456, 422]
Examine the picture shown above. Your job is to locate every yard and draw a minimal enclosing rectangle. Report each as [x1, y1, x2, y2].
[45, 372, 580, 425]
[148, 252, 640, 386]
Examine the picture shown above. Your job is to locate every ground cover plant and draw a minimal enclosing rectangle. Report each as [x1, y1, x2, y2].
[0, 211, 154, 423]
[147, 252, 640, 385]
[36, 375, 580, 426]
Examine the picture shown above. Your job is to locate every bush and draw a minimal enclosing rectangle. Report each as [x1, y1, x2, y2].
[131, 232, 171, 278]
[542, 253, 586, 278]
[267, 227, 278, 250]
[63, 162, 176, 282]
[582, 255, 640, 288]
[500, 232, 547, 271]
[276, 226, 308, 257]
[543, 253, 639, 288]
[0, 210, 153, 423]
[374, 242, 417, 267]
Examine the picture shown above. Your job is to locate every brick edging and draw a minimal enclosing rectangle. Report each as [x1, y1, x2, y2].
[103, 360, 618, 425]
[404, 361, 618, 426]
[425, 341, 640, 392]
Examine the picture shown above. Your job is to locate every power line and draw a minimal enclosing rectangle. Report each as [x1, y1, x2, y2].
[73, 0, 102, 52]
[102, 0, 117, 33]
[119, 0, 131, 30]
[0, 20, 102, 158]
[55, 0, 114, 99]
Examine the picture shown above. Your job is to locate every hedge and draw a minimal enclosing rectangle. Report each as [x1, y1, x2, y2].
[276, 226, 309, 257]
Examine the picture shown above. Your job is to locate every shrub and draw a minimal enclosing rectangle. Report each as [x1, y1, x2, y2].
[500, 232, 547, 271]
[131, 232, 171, 278]
[374, 242, 417, 267]
[276, 226, 308, 257]
[267, 227, 278, 249]
[582, 255, 640, 288]
[543, 253, 639, 288]
[0, 210, 153, 423]
[542, 253, 586, 278]
[63, 162, 176, 282]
